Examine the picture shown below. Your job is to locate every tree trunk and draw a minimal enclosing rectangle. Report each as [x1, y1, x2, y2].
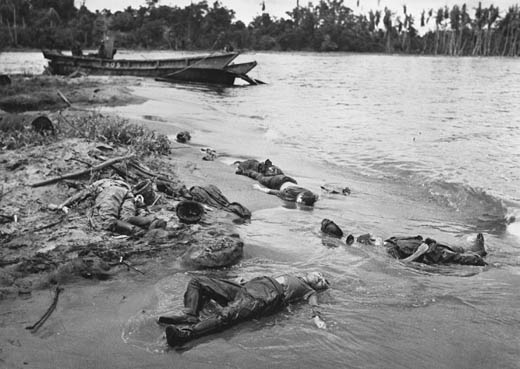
[12, 4, 17, 46]
[511, 31, 518, 56]
[5, 18, 14, 45]
[502, 27, 510, 56]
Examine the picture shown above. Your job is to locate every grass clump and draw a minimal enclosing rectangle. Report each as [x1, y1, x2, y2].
[0, 112, 172, 155]
[0, 76, 80, 113]
[0, 114, 50, 149]
[62, 112, 173, 155]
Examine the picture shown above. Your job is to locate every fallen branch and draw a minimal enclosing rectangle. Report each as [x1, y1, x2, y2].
[128, 160, 174, 183]
[119, 256, 145, 275]
[32, 215, 67, 232]
[0, 185, 16, 202]
[57, 90, 72, 107]
[30, 154, 135, 188]
[110, 163, 139, 182]
[0, 214, 17, 223]
[67, 157, 93, 167]
[151, 194, 162, 207]
[25, 286, 64, 333]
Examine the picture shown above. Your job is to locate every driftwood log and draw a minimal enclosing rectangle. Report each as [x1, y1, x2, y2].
[25, 286, 64, 333]
[30, 155, 135, 188]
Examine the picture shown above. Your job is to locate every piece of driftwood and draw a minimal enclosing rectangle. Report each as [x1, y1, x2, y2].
[0, 214, 17, 223]
[122, 261, 145, 275]
[32, 215, 67, 232]
[26, 286, 64, 333]
[118, 256, 145, 275]
[67, 157, 93, 167]
[110, 164, 139, 182]
[57, 90, 72, 107]
[30, 154, 135, 187]
[127, 160, 177, 184]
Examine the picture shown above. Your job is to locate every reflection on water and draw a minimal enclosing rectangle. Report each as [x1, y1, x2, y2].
[2, 51, 520, 368]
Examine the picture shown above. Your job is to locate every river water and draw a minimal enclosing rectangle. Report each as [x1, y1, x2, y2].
[2, 51, 519, 368]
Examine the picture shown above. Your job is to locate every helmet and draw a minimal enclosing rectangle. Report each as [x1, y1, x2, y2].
[176, 200, 204, 224]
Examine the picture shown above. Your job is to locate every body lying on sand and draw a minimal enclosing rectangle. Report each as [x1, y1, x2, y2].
[321, 219, 488, 266]
[235, 158, 488, 267]
[235, 159, 319, 206]
[158, 271, 329, 348]
[151, 158, 491, 349]
[52, 176, 167, 235]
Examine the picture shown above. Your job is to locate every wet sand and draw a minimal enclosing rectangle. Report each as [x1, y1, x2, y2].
[0, 76, 280, 369]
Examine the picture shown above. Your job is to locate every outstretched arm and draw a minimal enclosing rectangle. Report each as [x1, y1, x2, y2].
[308, 294, 326, 329]
[402, 242, 429, 263]
[253, 183, 279, 196]
[241, 169, 263, 181]
[48, 187, 92, 213]
[59, 188, 91, 208]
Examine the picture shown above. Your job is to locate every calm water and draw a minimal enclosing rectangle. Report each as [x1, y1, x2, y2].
[2, 51, 520, 368]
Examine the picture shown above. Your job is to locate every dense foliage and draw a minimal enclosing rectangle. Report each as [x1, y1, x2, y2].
[1, 0, 520, 56]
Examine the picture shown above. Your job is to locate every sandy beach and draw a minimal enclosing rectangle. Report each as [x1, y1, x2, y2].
[0, 75, 281, 369]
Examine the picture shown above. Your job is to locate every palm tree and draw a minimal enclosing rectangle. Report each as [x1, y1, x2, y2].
[498, 6, 519, 55]
[458, 3, 470, 55]
[472, 2, 486, 55]
[485, 5, 500, 55]
[383, 7, 392, 52]
[449, 5, 460, 55]
[434, 7, 443, 54]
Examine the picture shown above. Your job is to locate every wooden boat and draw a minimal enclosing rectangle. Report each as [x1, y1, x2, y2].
[42, 49, 239, 77]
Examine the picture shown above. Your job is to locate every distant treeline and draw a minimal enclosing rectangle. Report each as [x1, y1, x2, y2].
[1, 0, 520, 56]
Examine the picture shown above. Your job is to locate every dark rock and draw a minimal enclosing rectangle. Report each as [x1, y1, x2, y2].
[182, 234, 243, 268]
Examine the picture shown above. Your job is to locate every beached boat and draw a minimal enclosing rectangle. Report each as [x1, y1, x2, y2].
[42, 49, 261, 85]
[42, 49, 239, 77]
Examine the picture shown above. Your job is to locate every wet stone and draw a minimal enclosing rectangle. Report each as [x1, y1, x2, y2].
[182, 232, 244, 268]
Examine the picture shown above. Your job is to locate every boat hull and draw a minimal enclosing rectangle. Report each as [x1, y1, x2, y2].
[224, 61, 257, 75]
[156, 68, 237, 86]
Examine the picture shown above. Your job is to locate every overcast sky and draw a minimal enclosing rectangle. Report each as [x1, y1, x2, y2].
[79, 0, 519, 23]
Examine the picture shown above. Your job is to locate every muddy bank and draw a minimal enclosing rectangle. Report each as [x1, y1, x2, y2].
[0, 74, 147, 113]
[0, 74, 287, 368]
[1, 117, 253, 296]
[0, 75, 271, 298]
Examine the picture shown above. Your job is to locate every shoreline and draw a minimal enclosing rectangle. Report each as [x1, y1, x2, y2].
[0, 74, 281, 368]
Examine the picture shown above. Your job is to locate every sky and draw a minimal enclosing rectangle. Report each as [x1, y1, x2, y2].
[79, 0, 519, 23]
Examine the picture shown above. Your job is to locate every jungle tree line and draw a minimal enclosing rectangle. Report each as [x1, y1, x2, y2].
[1, 0, 520, 56]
